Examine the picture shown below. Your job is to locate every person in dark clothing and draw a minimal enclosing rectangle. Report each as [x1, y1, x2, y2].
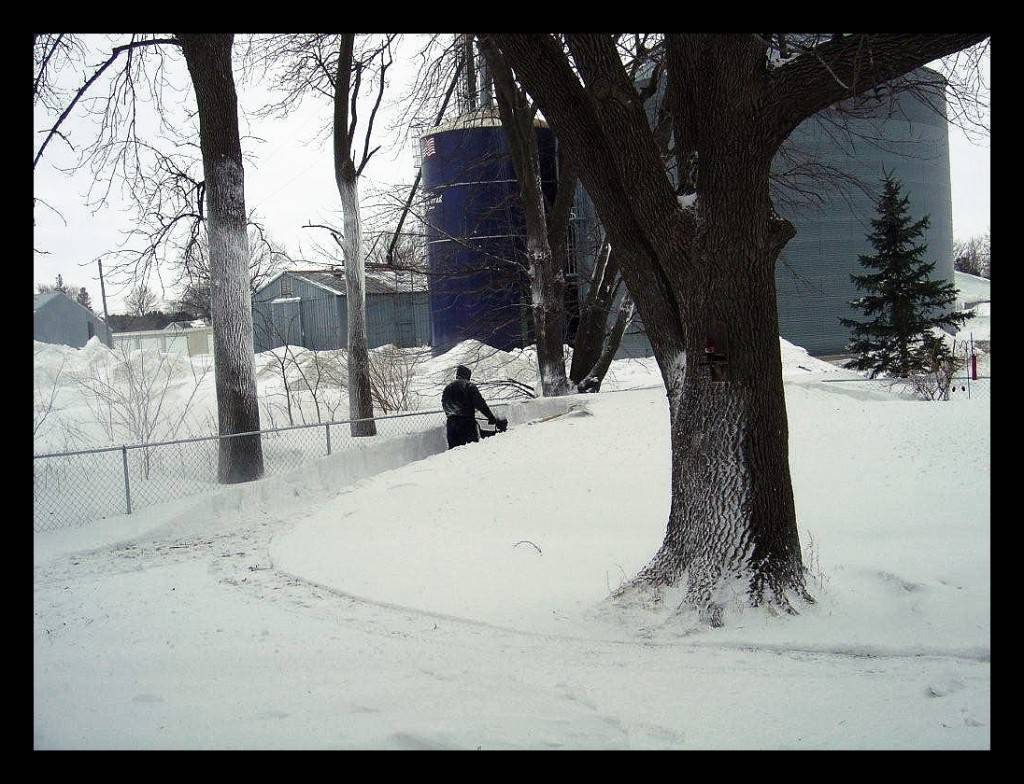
[441, 365, 507, 449]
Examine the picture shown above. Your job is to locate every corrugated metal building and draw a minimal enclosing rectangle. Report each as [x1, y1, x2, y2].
[252, 268, 431, 353]
[34, 291, 113, 348]
[112, 324, 214, 358]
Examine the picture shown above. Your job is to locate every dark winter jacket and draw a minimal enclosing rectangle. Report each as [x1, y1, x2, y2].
[441, 378, 497, 422]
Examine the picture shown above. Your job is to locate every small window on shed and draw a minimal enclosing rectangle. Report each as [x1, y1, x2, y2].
[280, 276, 293, 296]
[87, 322, 94, 340]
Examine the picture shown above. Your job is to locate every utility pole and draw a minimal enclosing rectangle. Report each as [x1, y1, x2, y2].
[97, 259, 109, 320]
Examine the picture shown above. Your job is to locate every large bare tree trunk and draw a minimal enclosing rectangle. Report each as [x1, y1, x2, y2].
[478, 36, 571, 397]
[179, 33, 264, 483]
[636, 150, 804, 625]
[335, 34, 377, 437]
[338, 168, 376, 436]
[491, 32, 985, 624]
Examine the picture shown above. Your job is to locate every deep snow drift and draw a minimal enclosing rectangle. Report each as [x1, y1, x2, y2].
[34, 323, 990, 749]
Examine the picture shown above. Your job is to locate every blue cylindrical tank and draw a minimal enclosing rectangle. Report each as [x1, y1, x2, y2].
[421, 110, 558, 354]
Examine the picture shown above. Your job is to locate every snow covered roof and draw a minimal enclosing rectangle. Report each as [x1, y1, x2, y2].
[162, 320, 205, 331]
[292, 270, 395, 295]
[34, 290, 106, 321]
[259, 268, 427, 297]
[423, 106, 548, 137]
[954, 271, 990, 307]
[34, 291, 62, 311]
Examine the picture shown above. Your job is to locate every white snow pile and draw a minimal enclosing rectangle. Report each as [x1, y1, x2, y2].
[958, 302, 990, 344]
[33, 329, 990, 749]
[954, 271, 990, 308]
[33, 337, 219, 452]
[779, 337, 848, 376]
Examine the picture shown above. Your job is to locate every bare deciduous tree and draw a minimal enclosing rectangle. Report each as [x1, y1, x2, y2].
[73, 343, 212, 478]
[333, 33, 393, 436]
[489, 32, 988, 625]
[178, 33, 264, 482]
[34, 33, 265, 484]
[251, 33, 399, 437]
[954, 231, 991, 279]
[477, 35, 574, 397]
[125, 283, 158, 316]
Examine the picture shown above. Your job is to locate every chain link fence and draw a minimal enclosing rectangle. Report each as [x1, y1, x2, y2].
[946, 377, 990, 402]
[34, 406, 511, 533]
[818, 374, 990, 401]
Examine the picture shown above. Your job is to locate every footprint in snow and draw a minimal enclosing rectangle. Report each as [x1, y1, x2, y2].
[926, 675, 965, 698]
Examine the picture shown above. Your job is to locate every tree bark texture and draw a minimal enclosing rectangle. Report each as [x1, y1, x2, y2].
[335, 34, 377, 437]
[179, 33, 264, 484]
[339, 172, 377, 436]
[491, 32, 985, 622]
[587, 289, 634, 384]
[569, 241, 622, 385]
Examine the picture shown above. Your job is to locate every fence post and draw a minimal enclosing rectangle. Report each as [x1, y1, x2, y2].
[122, 445, 132, 515]
[325, 423, 332, 456]
[965, 339, 972, 400]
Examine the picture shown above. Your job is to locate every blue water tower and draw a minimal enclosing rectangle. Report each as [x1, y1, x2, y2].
[420, 109, 558, 354]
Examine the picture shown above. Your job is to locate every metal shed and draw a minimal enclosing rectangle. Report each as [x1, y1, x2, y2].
[111, 324, 214, 358]
[252, 268, 431, 353]
[33, 291, 113, 348]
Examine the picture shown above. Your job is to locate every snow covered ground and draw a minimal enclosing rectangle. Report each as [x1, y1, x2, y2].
[34, 326, 990, 748]
[955, 270, 990, 308]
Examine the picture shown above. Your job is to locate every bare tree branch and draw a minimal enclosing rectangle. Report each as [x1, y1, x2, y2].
[33, 35, 180, 170]
[767, 33, 989, 144]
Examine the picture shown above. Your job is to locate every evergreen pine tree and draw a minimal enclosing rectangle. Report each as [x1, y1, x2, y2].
[841, 174, 971, 378]
[76, 286, 93, 311]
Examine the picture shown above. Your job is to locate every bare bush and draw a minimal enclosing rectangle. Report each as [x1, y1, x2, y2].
[367, 345, 429, 414]
[285, 346, 348, 424]
[72, 343, 212, 477]
[902, 335, 967, 401]
[33, 348, 68, 440]
[258, 346, 298, 427]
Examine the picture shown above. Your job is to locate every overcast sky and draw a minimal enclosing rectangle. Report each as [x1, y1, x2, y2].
[33, 35, 991, 315]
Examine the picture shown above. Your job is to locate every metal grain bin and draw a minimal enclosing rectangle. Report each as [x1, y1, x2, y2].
[420, 109, 558, 354]
[772, 68, 955, 355]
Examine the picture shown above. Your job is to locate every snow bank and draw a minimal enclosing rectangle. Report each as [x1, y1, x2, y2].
[954, 271, 990, 307]
[34, 326, 990, 749]
[779, 337, 847, 376]
[34, 394, 581, 564]
[272, 379, 989, 658]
